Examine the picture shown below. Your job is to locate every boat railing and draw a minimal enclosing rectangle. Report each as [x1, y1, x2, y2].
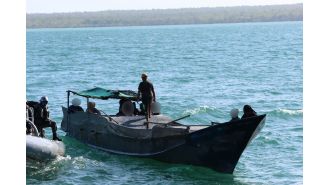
[99, 109, 120, 124]
[26, 108, 39, 136]
[26, 106, 34, 123]
[146, 115, 193, 130]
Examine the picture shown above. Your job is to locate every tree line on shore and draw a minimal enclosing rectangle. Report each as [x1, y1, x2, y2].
[27, 4, 302, 28]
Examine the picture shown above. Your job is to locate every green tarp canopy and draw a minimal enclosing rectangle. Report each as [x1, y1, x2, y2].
[70, 87, 139, 100]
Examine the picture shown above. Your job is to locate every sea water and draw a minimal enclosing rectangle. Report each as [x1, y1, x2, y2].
[26, 21, 302, 185]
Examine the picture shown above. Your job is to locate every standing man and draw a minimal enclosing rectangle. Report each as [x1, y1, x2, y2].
[34, 96, 62, 141]
[138, 73, 156, 121]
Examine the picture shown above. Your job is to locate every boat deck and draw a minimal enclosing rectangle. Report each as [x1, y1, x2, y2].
[111, 115, 208, 132]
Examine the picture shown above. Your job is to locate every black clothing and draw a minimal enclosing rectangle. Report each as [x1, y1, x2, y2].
[241, 113, 257, 119]
[68, 105, 84, 113]
[28, 101, 61, 140]
[26, 101, 39, 110]
[26, 122, 32, 134]
[230, 117, 240, 122]
[33, 104, 49, 121]
[138, 80, 154, 98]
[35, 119, 58, 139]
[138, 80, 154, 117]
[141, 96, 152, 109]
[86, 108, 101, 115]
[241, 105, 257, 119]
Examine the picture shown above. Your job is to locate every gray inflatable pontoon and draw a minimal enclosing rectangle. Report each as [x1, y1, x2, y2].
[26, 135, 65, 161]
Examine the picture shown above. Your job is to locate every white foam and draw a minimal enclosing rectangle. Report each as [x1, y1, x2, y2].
[277, 108, 303, 116]
[183, 105, 216, 115]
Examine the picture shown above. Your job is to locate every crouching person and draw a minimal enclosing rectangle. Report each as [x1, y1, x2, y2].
[34, 96, 62, 141]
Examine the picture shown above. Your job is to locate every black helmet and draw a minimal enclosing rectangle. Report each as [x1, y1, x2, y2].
[39, 96, 49, 103]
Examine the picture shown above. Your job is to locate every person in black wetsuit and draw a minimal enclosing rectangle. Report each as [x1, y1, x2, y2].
[138, 73, 156, 121]
[241, 105, 257, 119]
[68, 98, 84, 113]
[33, 96, 62, 141]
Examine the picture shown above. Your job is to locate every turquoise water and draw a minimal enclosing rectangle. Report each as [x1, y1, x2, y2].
[26, 21, 302, 184]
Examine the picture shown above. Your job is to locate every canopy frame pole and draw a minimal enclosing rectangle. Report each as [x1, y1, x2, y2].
[87, 97, 90, 118]
[67, 90, 70, 133]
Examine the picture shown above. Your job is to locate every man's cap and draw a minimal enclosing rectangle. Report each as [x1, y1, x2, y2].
[72, 98, 81, 106]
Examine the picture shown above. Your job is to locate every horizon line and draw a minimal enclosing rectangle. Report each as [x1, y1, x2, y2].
[26, 3, 302, 15]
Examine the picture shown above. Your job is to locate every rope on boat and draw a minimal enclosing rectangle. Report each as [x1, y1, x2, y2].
[146, 114, 191, 127]
[98, 110, 145, 139]
[99, 110, 120, 124]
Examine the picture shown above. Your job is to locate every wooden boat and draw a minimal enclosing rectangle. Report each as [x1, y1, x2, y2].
[61, 87, 266, 173]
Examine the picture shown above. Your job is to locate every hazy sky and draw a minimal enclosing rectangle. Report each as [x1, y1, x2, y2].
[27, 0, 303, 13]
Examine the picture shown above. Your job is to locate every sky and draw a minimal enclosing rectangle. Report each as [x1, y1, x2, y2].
[27, 0, 303, 13]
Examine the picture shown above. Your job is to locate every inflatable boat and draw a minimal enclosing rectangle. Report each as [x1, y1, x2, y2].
[26, 106, 65, 161]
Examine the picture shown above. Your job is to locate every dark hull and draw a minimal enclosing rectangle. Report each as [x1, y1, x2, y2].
[62, 108, 265, 173]
[152, 115, 266, 173]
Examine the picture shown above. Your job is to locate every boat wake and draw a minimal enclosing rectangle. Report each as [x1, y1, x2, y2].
[26, 155, 70, 180]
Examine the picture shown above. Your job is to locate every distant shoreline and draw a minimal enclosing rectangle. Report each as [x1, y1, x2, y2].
[27, 4, 302, 29]
[26, 20, 302, 31]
